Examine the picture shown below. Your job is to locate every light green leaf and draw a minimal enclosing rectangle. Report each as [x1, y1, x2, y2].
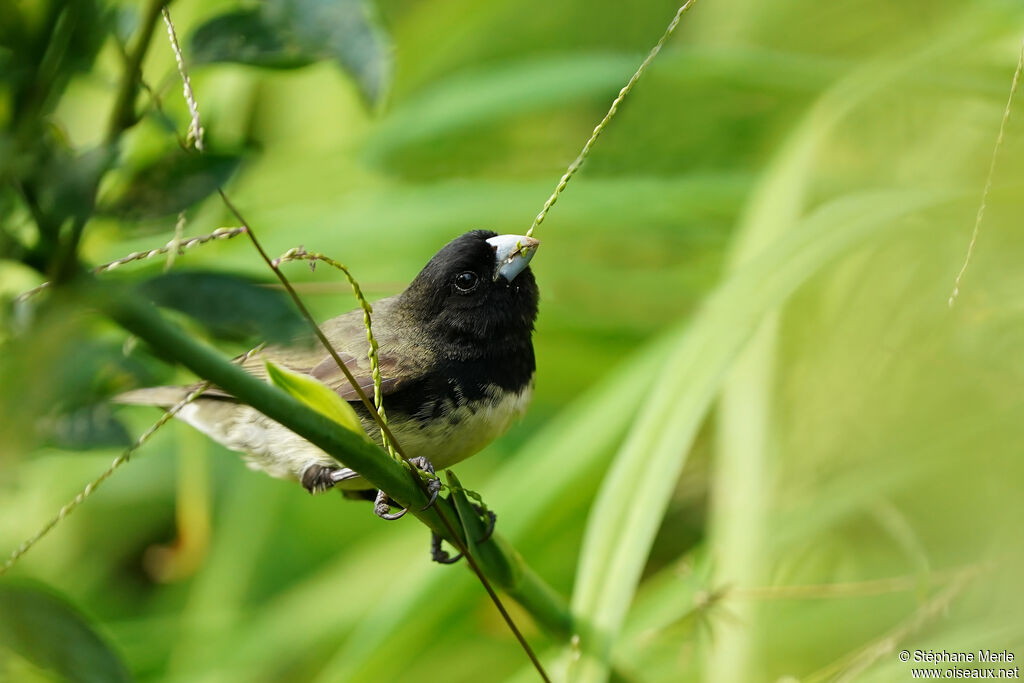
[264, 360, 367, 437]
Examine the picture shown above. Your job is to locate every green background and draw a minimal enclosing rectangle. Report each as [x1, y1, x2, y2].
[2, 0, 1024, 680]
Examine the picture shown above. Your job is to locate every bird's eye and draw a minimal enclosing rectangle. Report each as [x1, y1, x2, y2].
[454, 271, 480, 293]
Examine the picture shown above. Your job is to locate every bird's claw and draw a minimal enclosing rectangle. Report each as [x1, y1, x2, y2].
[371, 456, 440, 521]
[428, 505, 497, 564]
[478, 508, 497, 543]
[421, 476, 441, 510]
[431, 532, 463, 564]
[407, 456, 441, 511]
[373, 489, 408, 520]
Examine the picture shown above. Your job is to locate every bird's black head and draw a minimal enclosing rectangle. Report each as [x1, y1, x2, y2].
[399, 230, 540, 356]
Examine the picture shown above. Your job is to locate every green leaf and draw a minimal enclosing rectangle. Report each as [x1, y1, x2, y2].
[189, 10, 315, 70]
[137, 271, 305, 344]
[264, 360, 367, 437]
[40, 405, 132, 450]
[189, 0, 392, 105]
[363, 54, 636, 163]
[101, 152, 241, 220]
[0, 582, 132, 683]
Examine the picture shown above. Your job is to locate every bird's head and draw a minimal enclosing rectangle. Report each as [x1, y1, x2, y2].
[399, 230, 540, 350]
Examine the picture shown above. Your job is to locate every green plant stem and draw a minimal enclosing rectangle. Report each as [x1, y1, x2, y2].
[51, 0, 167, 283]
[449, 473, 575, 639]
[106, 0, 167, 145]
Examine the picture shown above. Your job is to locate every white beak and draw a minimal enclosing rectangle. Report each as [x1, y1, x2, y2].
[486, 234, 540, 282]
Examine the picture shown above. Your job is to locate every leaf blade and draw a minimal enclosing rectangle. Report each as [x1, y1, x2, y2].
[264, 360, 367, 438]
[136, 271, 306, 344]
[189, 0, 392, 105]
[101, 152, 241, 220]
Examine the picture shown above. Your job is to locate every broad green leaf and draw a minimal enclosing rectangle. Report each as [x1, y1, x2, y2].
[264, 360, 367, 437]
[0, 582, 132, 683]
[100, 152, 241, 220]
[189, 0, 391, 105]
[137, 271, 305, 344]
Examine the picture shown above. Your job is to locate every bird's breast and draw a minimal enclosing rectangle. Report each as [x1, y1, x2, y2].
[369, 378, 534, 471]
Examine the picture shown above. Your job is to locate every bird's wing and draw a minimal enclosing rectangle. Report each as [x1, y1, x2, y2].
[223, 300, 425, 403]
[117, 299, 428, 407]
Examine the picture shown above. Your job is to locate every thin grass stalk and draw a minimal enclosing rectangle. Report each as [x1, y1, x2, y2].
[526, 0, 699, 237]
[273, 247, 396, 458]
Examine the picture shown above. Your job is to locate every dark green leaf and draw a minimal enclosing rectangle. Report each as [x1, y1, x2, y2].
[0, 582, 132, 683]
[100, 152, 241, 220]
[189, 10, 315, 70]
[137, 271, 306, 344]
[39, 405, 132, 450]
[189, 0, 391, 105]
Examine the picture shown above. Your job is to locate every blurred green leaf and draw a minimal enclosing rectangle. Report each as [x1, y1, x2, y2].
[137, 271, 305, 343]
[364, 54, 635, 163]
[39, 404, 132, 450]
[100, 151, 240, 220]
[0, 582, 132, 683]
[189, 0, 391, 105]
[264, 360, 367, 437]
[190, 10, 314, 69]
[38, 146, 109, 224]
[0, 1, 110, 116]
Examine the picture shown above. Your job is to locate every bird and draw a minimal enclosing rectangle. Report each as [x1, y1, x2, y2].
[116, 230, 540, 528]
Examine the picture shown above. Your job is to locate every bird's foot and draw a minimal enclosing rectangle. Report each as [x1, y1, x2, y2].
[428, 505, 497, 564]
[408, 456, 442, 510]
[372, 456, 442, 521]
[301, 463, 360, 494]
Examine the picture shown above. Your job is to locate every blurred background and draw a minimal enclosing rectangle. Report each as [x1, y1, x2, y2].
[2, 0, 1024, 680]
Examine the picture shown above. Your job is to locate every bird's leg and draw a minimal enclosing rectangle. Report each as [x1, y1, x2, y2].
[427, 505, 497, 564]
[371, 456, 442, 521]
